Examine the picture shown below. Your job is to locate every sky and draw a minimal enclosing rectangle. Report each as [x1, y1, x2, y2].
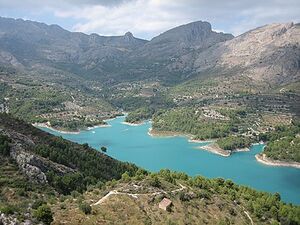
[0, 0, 299, 40]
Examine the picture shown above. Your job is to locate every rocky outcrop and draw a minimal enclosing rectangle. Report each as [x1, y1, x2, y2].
[131, 21, 233, 61]
[0, 212, 34, 225]
[9, 145, 48, 184]
[192, 22, 300, 85]
[0, 129, 75, 184]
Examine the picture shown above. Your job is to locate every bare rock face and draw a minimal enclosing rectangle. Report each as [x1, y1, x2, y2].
[9, 144, 48, 184]
[123, 32, 135, 42]
[132, 21, 233, 61]
[0, 213, 34, 225]
[0, 213, 18, 225]
[192, 23, 300, 85]
[1, 129, 75, 184]
[0, 50, 23, 68]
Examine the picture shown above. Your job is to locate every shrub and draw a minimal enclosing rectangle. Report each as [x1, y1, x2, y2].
[32, 199, 47, 209]
[79, 202, 92, 215]
[179, 192, 190, 202]
[121, 172, 131, 182]
[60, 203, 66, 210]
[16, 188, 27, 197]
[71, 190, 80, 198]
[0, 204, 18, 215]
[148, 175, 160, 187]
[0, 135, 10, 156]
[100, 146, 107, 153]
[33, 204, 53, 225]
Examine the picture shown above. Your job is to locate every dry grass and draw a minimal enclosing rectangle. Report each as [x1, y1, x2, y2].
[52, 183, 251, 225]
[262, 113, 292, 127]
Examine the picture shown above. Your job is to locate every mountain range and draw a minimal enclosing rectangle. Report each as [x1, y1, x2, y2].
[1, 16, 298, 87]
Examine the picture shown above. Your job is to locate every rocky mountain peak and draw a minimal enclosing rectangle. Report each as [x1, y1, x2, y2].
[132, 21, 233, 61]
[125, 31, 133, 37]
[124, 31, 134, 41]
[193, 21, 300, 85]
[151, 21, 232, 44]
[181, 21, 212, 35]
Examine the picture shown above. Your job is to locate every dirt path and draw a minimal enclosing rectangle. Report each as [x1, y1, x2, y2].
[171, 183, 186, 193]
[237, 204, 254, 225]
[93, 190, 118, 205]
[244, 210, 254, 225]
[92, 183, 186, 206]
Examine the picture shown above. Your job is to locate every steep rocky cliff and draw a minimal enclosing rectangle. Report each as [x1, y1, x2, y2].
[190, 22, 300, 85]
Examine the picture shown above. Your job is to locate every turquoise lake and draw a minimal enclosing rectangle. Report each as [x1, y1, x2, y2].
[41, 116, 300, 205]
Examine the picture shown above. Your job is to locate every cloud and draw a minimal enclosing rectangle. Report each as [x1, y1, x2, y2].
[0, 0, 299, 39]
[0, 0, 131, 9]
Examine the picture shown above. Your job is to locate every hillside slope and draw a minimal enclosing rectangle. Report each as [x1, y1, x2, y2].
[0, 113, 137, 193]
[0, 17, 147, 80]
[190, 22, 300, 86]
[1, 115, 299, 225]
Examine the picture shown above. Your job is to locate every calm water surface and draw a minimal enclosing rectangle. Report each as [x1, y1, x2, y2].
[41, 116, 300, 204]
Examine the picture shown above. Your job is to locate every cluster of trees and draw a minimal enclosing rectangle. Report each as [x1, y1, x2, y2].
[79, 202, 92, 214]
[6, 88, 69, 122]
[33, 137, 138, 194]
[125, 107, 155, 123]
[152, 108, 242, 140]
[188, 174, 300, 224]
[217, 135, 253, 150]
[118, 169, 300, 224]
[112, 93, 174, 112]
[0, 113, 138, 195]
[33, 204, 53, 225]
[259, 122, 300, 162]
[0, 134, 10, 156]
[264, 136, 300, 162]
[45, 171, 87, 195]
[259, 123, 300, 143]
[50, 117, 106, 131]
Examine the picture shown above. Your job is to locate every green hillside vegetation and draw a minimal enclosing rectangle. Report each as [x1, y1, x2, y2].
[1, 84, 70, 122]
[52, 169, 300, 225]
[0, 72, 116, 131]
[152, 107, 247, 140]
[259, 122, 300, 162]
[216, 136, 254, 150]
[0, 113, 138, 195]
[49, 117, 107, 131]
[125, 107, 155, 123]
[0, 156, 56, 224]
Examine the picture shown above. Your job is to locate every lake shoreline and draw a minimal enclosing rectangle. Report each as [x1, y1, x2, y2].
[33, 122, 111, 134]
[122, 121, 144, 126]
[255, 154, 300, 169]
[196, 143, 250, 157]
[197, 143, 231, 157]
[148, 128, 251, 157]
[148, 128, 194, 139]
